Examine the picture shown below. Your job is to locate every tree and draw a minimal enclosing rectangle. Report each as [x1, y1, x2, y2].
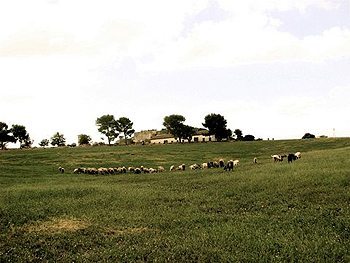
[0, 122, 16, 150]
[234, 129, 243, 140]
[39, 139, 49, 148]
[243, 134, 255, 141]
[163, 114, 186, 142]
[96, 114, 119, 146]
[180, 125, 195, 143]
[116, 117, 135, 145]
[78, 134, 92, 146]
[302, 133, 315, 139]
[202, 113, 230, 141]
[51, 132, 66, 147]
[11, 124, 31, 148]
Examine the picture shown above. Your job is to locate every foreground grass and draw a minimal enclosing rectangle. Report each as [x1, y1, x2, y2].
[1, 138, 350, 262]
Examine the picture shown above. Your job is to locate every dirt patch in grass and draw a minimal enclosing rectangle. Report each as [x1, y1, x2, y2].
[25, 218, 90, 234]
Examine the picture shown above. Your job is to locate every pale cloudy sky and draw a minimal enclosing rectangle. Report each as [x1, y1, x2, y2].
[1, 0, 349, 145]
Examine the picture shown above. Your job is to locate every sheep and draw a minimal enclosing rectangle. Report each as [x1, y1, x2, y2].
[190, 163, 200, 170]
[233, 160, 240, 166]
[128, 167, 135, 173]
[224, 160, 234, 171]
[271, 154, 281, 162]
[219, 159, 225, 168]
[86, 168, 97, 174]
[157, 166, 165, 173]
[170, 165, 175, 171]
[271, 155, 286, 162]
[295, 152, 301, 159]
[73, 167, 85, 174]
[149, 168, 157, 173]
[288, 153, 297, 163]
[202, 163, 208, 169]
[58, 167, 65, 173]
[134, 168, 142, 174]
[253, 157, 258, 164]
[179, 164, 186, 171]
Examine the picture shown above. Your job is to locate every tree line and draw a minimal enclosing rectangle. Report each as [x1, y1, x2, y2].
[0, 113, 316, 149]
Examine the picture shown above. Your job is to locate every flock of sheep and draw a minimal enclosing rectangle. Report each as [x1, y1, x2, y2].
[57, 152, 301, 175]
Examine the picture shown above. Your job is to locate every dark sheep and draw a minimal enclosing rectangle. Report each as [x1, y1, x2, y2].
[288, 153, 297, 163]
[224, 160, 234, 171]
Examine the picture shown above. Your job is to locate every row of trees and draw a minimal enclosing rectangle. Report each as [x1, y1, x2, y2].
[4, 113, 316, 149]
[0, 113, 255, 149]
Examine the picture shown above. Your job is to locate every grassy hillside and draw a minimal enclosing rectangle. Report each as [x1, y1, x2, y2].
[1, 138, 350, 262]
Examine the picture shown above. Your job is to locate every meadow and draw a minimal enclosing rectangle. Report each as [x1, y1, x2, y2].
[1, 138, 350, 262]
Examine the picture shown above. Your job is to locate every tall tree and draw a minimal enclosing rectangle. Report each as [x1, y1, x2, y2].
[51, 132, 66, 147]
[116, 117, 135, 145]
[234, 129, 243, 141]
[11, 124, 31, 148]
[0, 122, 16, 150]
[96, 114, 119, 146]
[202, 113, 230, 141]
[163, 114, 186, 142]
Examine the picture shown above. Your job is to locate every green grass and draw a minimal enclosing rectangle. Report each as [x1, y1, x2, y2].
[1, 138, 350, 262]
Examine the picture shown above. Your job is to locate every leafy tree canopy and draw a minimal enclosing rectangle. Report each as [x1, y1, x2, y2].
[0, 122, 16, 150]
[202, 113, 230, 141]
[96, 114, 119, 145]
[234, 129, 243, 140]
[163, 114, 186, 141]
[116, 117, 135, 145]
[302, 133, 315, 139]
[51, 132, 66, 147]
[39, 139, 50, 148]
[78, 134, 92, 146]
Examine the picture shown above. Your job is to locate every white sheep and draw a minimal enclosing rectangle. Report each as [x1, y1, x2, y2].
[157, 166, 165, 173]
[233, 160, 240, 166]
[190, 164, 200, 170]
[295, 152, 301, 159]
[202, 163, 208, 169]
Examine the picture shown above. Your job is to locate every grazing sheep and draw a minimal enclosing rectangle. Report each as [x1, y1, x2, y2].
[271, 155, 286, 162]
[233, 160, 240, 166]
[73, 167, 85, 174]
[149, 168, 157, 173]
[202, 162, 208, 169]
[288, 153, 297, 163]
[190, 163, 200, 170]
[208, 161, 214, 168]
[179, 164, 186, 171]
[224, 160, 234, 171]
[134, 168, 142, 174]
[295, 152, 301, 159]
[58, 167, 65, 173]
[219, 159, 225, 168]
[157, 166, 165, 173]
[253, 157, 258, 164]
[128, 167, 135, 173]
[170, 165, 175, 171]
[271, 154, 281, 162]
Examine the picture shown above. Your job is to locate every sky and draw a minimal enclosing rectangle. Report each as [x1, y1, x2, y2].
[1, 0, 350, 146]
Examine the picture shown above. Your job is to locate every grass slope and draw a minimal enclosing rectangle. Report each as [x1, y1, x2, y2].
[1, 138, 350, 262]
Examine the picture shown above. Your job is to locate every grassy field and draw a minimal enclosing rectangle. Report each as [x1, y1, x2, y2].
[1, 138, 350, 262]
